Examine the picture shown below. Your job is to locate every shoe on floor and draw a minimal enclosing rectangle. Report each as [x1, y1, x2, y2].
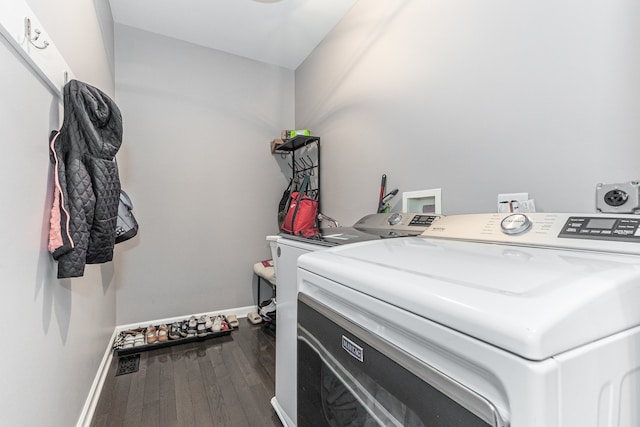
[226, 314, 239, 328]
[146, 325, 157, 344]
[197, 315, 212, 337]
[122, 327, 144, 336]
[168, 323, 181, 340]
[211, 315, 222, 333]
[179, 319, 189, 337]
[259, 299, 277, 317]
[259, 298, 274, 308]
[133, 332, 145, 347]
[157, 324, 169, 342]
[247, 312, 262, 325]
[122, 334, 136, 348]
[187, 316, 198, 335]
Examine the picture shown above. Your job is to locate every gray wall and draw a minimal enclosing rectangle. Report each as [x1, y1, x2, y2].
[296, 0, 640, 225]
[0, 0, 116, 425]
[113, 24, 294, 324]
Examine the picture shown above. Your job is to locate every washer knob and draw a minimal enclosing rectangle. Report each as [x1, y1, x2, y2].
[388, 213, 402, 225]
[500, 214, 532, 235]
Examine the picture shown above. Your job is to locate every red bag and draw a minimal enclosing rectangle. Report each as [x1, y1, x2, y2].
[281, 175, 319, 237]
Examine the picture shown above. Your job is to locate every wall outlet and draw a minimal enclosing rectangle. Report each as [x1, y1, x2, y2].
[497, 193, 529, 203]
[497, 192, 535, 213]
[596, 182, 640, 214]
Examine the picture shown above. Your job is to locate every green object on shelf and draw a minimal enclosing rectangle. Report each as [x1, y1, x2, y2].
[282, 129, 311, 139]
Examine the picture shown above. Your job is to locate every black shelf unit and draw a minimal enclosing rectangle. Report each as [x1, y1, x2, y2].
[276, 135, 321, 213]
[277, 135, 320, 152]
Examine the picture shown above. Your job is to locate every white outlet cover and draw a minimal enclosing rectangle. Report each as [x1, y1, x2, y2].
[497, 193, 529, 203]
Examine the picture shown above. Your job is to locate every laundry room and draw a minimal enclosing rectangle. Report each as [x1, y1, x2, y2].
[3, 0, 640, 426]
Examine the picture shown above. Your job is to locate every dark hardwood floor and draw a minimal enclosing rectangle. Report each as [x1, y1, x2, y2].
[90, 322, 282, 427]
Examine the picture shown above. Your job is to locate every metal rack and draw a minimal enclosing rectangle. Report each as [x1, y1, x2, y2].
[277, 135, 321, 213]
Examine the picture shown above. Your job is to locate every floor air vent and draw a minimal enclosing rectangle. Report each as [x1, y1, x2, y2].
[116, 354, 140, 376]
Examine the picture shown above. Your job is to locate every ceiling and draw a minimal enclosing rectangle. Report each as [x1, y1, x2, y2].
[108, 0, 359, 70]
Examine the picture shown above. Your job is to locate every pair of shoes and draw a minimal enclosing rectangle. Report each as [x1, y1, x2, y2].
[226, 314, 239, 328]
[247, 312, 262, 325]
[259, 299, 277, 317]
[179, 319, 189, 337]
[187, 316, 198, 335]
[168, 323, 181, 340]
[118, 327, 143, 348]
[122, 327, 144, 335]
[197, 315, 213, 337]
[146, 325, 169, 344]
[211, 315, 222, 333]
[113, 335, 125, 350]
[133, 333, 145, 346]
[157, 324, 169, 342]
[123, 332, 145, 347]
[122, 334, 135, 348]
[146, 325, 157, 344]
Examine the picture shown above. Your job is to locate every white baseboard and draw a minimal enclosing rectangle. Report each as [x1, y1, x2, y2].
[115, 305, 257, 332]
[76, 304, 258, 427]
[271, 396, 295, 427]
[76, 328, 118, 427]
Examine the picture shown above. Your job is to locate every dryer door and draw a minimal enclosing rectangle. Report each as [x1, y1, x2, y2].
[297, 293, 505, 427]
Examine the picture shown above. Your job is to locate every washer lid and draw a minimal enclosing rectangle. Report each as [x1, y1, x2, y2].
[298, 237, 640, 360]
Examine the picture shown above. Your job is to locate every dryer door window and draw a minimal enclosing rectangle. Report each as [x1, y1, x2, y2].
[297, 294, 504, 427]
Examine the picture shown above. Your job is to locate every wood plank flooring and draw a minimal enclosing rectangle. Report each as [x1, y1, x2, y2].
[90, 323, 282, 427]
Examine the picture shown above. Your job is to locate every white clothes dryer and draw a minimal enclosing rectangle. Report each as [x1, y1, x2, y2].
[272, 213, 441, 427]
[296, 213, 640, 426]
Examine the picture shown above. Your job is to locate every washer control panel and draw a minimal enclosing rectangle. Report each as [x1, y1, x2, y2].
[559, 216, 640, 242]
[408, 214, 440, 227]
[354, 213, 441, 235]
[420, 213, 640, 255]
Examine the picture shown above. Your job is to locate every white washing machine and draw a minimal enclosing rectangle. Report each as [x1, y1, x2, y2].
[296, 213, 640, 426]
[271, 213, 441, 427]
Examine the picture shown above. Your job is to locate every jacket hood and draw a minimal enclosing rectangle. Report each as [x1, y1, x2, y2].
[61, 79, 122, 159]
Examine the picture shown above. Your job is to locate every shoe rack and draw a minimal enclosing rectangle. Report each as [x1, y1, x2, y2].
[113, 315, 234, 356]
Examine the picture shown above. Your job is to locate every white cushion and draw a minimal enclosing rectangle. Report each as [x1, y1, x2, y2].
[253, 260, 276, 286]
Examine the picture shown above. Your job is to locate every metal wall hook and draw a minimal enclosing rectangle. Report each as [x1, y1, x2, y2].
[298, 157, 309, 168]
[24, 17, 49, 49]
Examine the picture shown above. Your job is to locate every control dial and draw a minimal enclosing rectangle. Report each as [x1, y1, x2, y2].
[500, 214, 532, 235]
[388, 213, 402, 226]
